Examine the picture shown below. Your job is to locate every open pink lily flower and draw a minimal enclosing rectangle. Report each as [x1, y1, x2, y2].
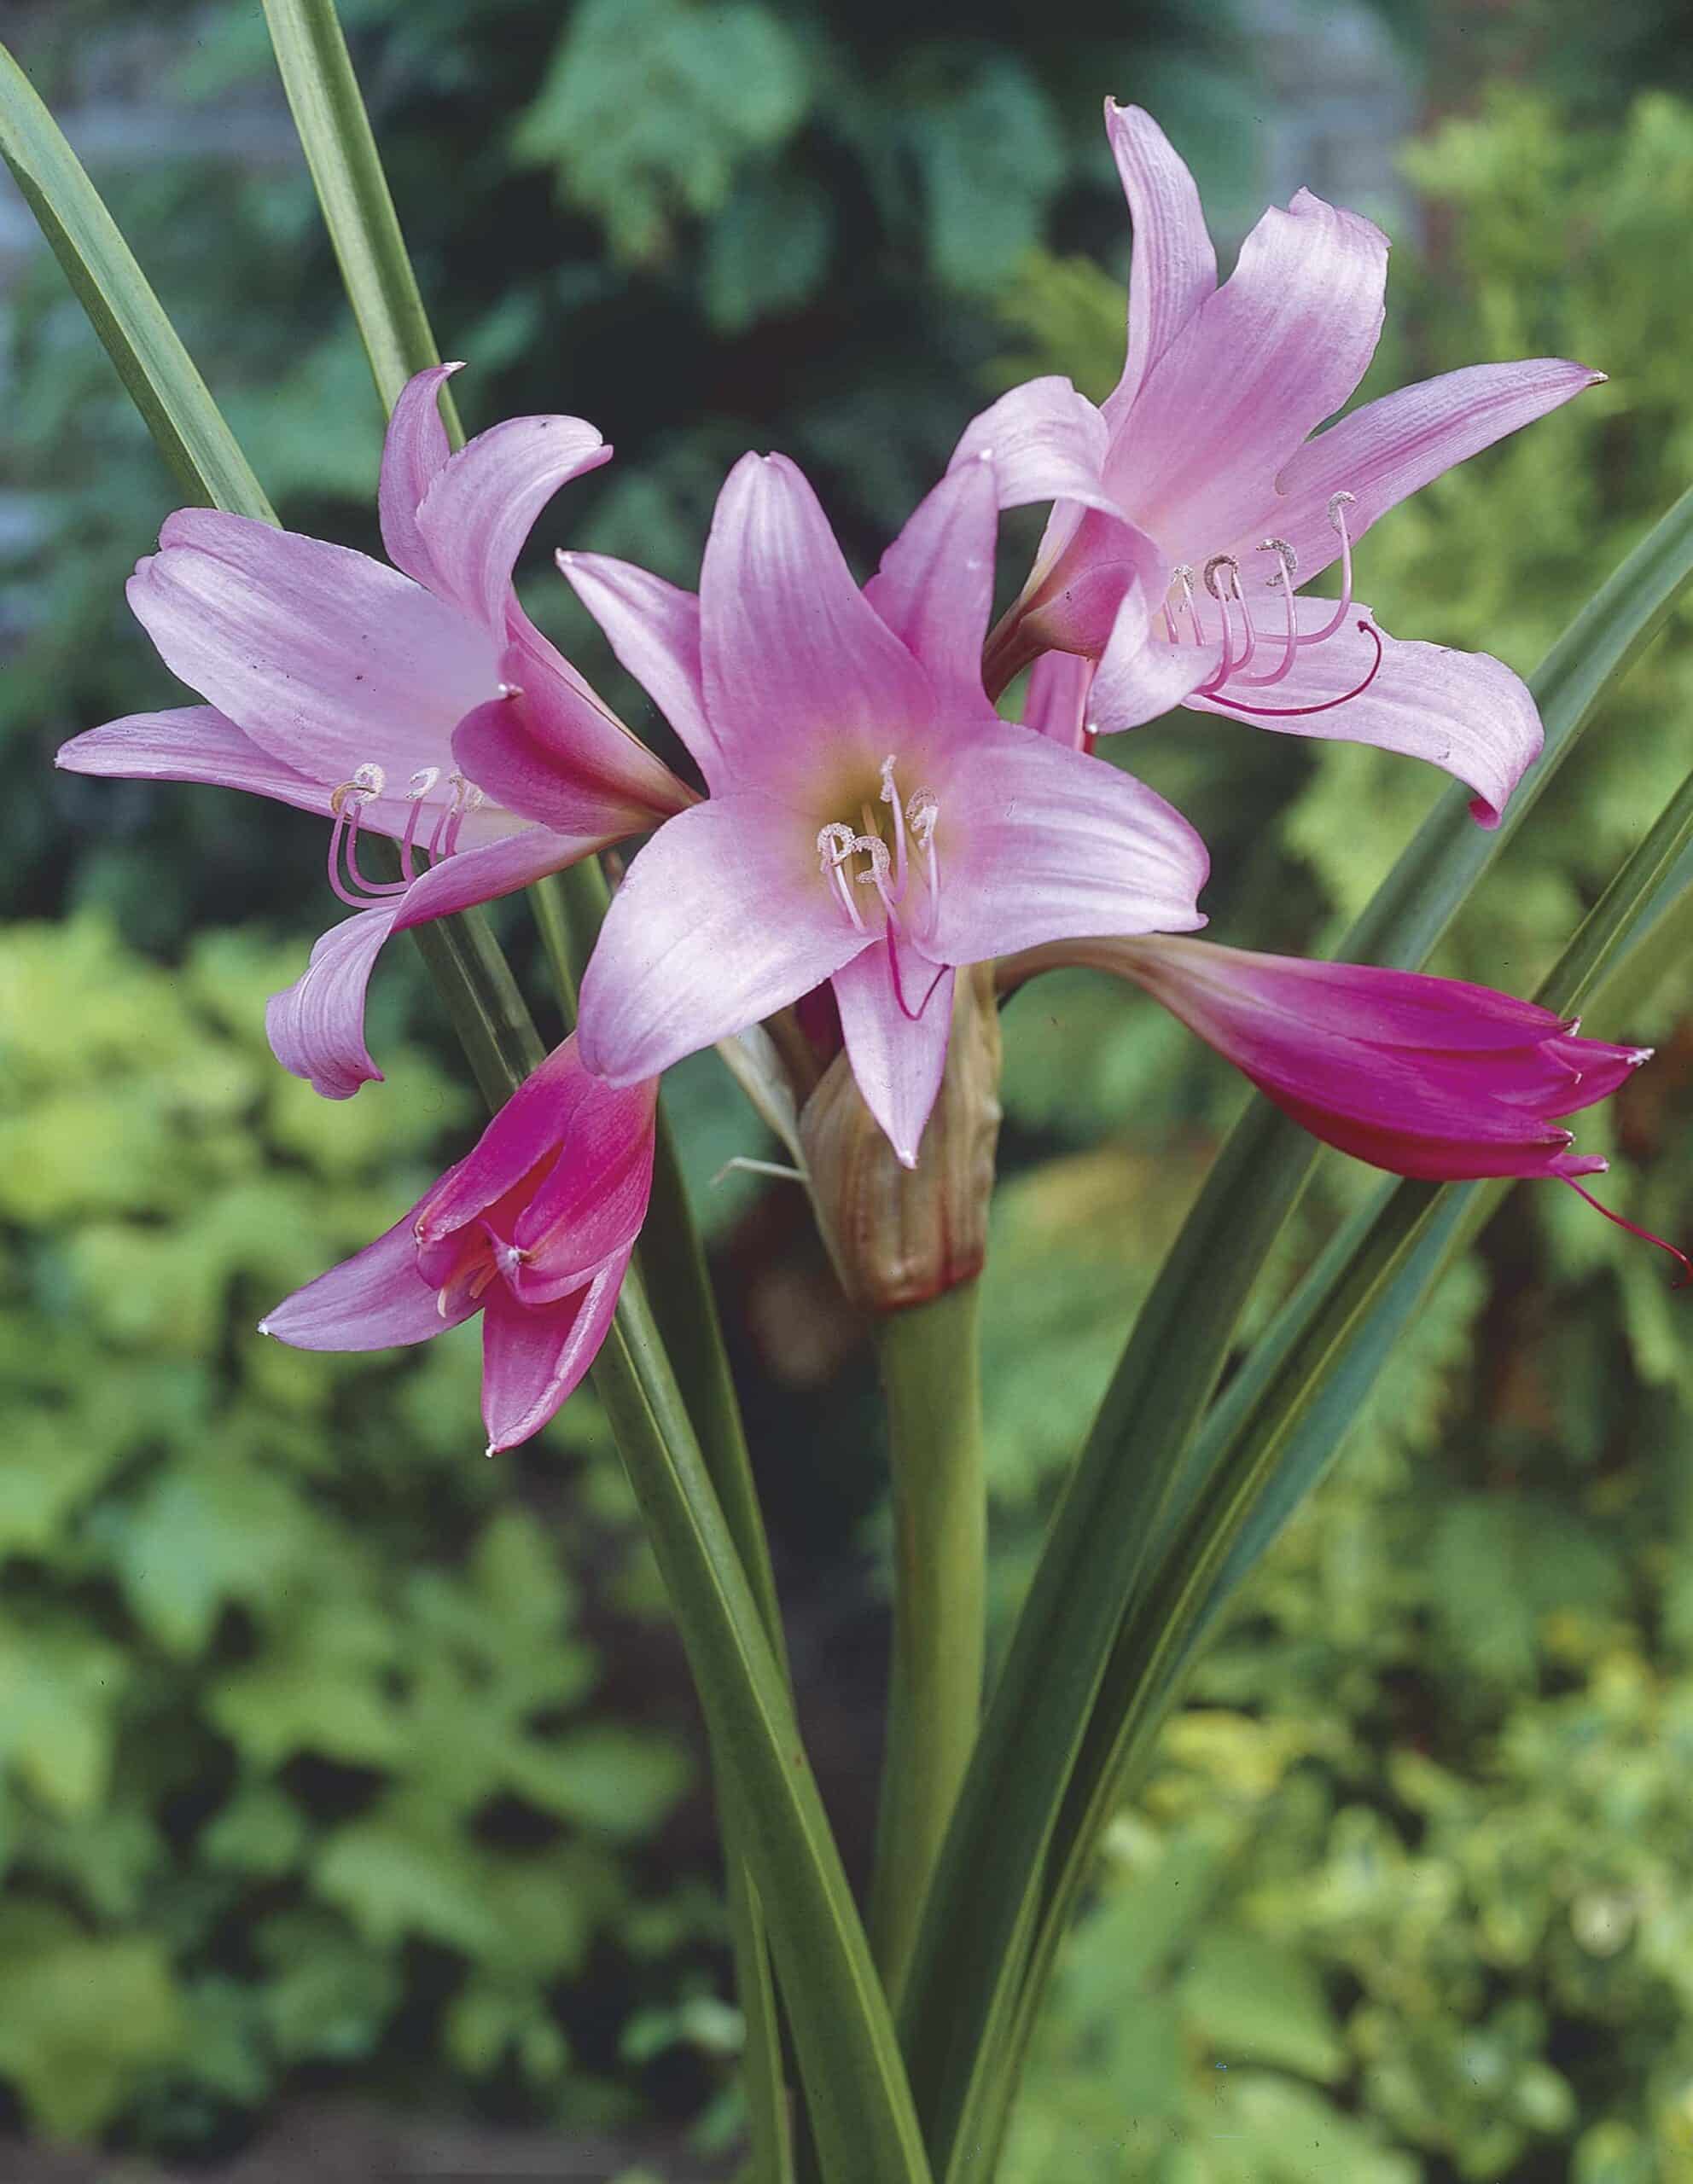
[261, 1037, 656, 1452]
[489, 432, 1209, 1168]
[1004, 934, 1687, 1275]
[57, 365, 692, 1097]
[991, 102, 1603, 827]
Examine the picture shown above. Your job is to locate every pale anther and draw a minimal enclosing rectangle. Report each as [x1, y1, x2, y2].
[852, 834, 892, 886]
[406, 766, 441, 801]
[1259, 537, 1298, 587]
[906, 789, 938, 843]
[1202, 555, 1242, 602]
[1327, 490, 1358, 531]
[329, 761, 387, 815]
[817, 822, 858, 873]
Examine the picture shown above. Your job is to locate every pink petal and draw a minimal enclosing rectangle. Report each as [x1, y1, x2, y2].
[391, 826, 593, 934]
[925, 726, 1209, 962]
[414, 1039, 593, 1248]
[575, 794, 867, 1083]
[379, 363, 462, 589]
[497, 613, 696, 822]
[131, 509, 494, 787]
[416, 1037, 656, 1287]
[833, 938, 955, 1169]
[480, 1254, 630, 1453]
[1022, 651, 1094, 748]
[413, 413, 611, 634]
[452, 690, 684, 841]
[1015, 506, 1172, 658]
[1228, 358, 1604, 584]
[947, 378, 1118, 514]
[510, 1113, 655, 1299]
[259, 1205, 466, 1351]
[56, 705, 329, 815]
[1126, 938, 1568, 1050]
[265, 906, 397, 1100]
[558, 551, 720, 779]
[700, 454, 934, 792]
[1102, 101, 1218, 423]
[865, 462, 1000, 717]
[1110, 189, 1388, 561]
[1188, 600, 1542, 826]
[1090, 578, 1222, 732]
[1267, 1083, 1589, 1182]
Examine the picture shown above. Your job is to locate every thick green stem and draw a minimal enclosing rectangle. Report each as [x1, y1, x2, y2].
[870, 1282, 987, 2005]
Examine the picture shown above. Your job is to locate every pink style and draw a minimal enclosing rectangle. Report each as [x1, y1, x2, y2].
[998, 102, 1603, 828]
[261, 1037, 656, 1453]
[56, 366, 693, 1099]
[459, 410, 1215, 1170]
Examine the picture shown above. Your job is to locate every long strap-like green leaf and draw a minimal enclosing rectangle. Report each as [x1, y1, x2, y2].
[2, 32, 922, 2176]
[899, 481, 1693, 2181]
[955, 752, 1693, 2178]
[0, 44, 275, 519]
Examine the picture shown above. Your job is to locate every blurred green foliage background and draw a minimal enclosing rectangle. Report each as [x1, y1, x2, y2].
[4, 0, 1693, 2175]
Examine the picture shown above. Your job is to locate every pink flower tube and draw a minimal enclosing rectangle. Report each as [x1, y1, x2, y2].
[1004, 934, 1689, 1275]
[57, 366, 693, 1099]
[261, 1037, 657, 1451]
[996, 103, 1604, 828]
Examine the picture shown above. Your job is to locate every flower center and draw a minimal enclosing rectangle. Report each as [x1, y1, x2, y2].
[324, 762, 485, 909]
[816, 754, 940, 941]
[1164, 491, 1384, 717]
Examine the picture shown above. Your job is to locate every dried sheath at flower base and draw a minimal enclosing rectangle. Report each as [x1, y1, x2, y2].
[800, 964, 1003, 1316]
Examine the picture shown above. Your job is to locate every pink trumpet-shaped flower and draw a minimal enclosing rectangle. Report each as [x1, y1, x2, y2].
[57, 366, 693, 1098]
[510, 433, 1208, 1168]
[1009, 933, 1688, 1275]
[993, 102, 1604, 827]
[260, 1037, 656, 1452]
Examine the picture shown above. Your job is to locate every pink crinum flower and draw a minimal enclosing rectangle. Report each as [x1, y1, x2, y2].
[1003, 935, 1688, 1275]
[992, 103, 1604, 827]
[262, 1037, 656, 1452]
[57, 366, 692, 1097]
[463, 406, 1211, 1167]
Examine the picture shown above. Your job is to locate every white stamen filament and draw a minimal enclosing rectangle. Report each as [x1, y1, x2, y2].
[817, 769, 940, 938]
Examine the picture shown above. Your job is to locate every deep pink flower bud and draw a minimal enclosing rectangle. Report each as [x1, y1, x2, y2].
[1001, 935, 1689, 1279]
[261, 1037, 657, 1450]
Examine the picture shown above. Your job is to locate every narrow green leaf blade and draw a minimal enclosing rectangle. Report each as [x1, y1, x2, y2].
[899, 480, 1693, 2180]
[0, 42, 274, 520]
[260, 0, 462, 431]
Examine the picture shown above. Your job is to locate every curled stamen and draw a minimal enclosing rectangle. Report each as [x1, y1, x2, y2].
[1204, 555, 1254, 677]
[1300, 491, 1358, 648]
[329, 761, 387, 816]
[1169, 564, 1203, 644]
[816, 823, 865, 929]
[398, 766, 441, 880]
[325, 763, 410, 907]
[1197, 572, 1237, 696]
[1219, 619, 1384, 717]
[442, 781, 484, 860]
[428, 773, 472, 860]
[905, 788, 940, 924]
[817, 822, 858, 873]
[1233, 539, 1301, 688]
[1563, 1176, 1693, 1287]
[1260, 537, 1297, 589]
[852, 834, 893, 897]
[879, 754, 910, 897]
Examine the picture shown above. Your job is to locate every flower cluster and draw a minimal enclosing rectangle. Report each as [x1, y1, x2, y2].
[58, 103, 1680, 1447]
